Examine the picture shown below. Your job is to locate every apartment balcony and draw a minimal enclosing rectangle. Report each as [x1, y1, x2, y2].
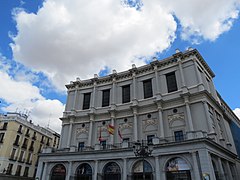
[18, 158, 25, 163]
[9, 156, 17, 161]
[32, 136, 37, 140]
[29, 146, 34, 152]
[26, 160, 32, 165]
[13, 142, 19, 146]
[21, 144, 28, 149]
[25, 133, 30, 137]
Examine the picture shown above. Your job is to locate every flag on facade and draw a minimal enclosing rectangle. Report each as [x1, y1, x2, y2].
[108, 124, 114, 135]
[118, 127, 123, 140]
[98, 127, 103, 142]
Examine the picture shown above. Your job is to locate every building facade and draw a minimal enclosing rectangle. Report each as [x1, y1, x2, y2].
[37, 49, 240, 180]
[0, 112, 60, 178]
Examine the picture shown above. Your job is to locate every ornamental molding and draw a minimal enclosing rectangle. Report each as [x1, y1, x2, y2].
[119, 122, 133, 130]
[76, 127, 89, 135]
[143, 119, 157, 131]
[168, 113, 185, 126]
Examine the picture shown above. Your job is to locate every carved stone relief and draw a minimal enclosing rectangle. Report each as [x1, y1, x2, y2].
[168, 113, 185, 127]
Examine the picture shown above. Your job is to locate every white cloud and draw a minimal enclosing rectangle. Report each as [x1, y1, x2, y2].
[160, 0, 240, 42]
[233, 108, 240, 119]
[10, 0, 240, 91]
[0, 64, 64, 133]
[11, 0, 177, 91]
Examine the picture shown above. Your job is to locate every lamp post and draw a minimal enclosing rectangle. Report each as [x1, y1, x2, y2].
[132, 140, 153, 180]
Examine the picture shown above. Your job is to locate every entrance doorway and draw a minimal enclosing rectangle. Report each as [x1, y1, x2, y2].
[50, 164, 66, 180]
[103, 162, 121, 180]
[132, 160, 153, 180]
[165, 157, 191, 180]
[75, 163, 92, 180]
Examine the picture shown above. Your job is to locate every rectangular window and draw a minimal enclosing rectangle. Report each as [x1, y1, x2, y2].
[27, 153, 32, 164]
[6, 163, 13, 175]
[166, 72, 178, 93]
[78, 142, 85, 151]
[102, 89, 110, 107]
[29, 141, 34, 151]
[0, 133, 4, 143]
[18, 151, 24, 162]
[122, 85, 130, 103]
[23, 167, 29, 177]
[143, 79, 153, 99]
[32, 132, 36, 140]
[15, 165, 22, 176]
[14, 135, 20, 146]
[3, 122, 8, 130]
[17, 125, 22, 133]
[174, 130, 184, 142]
[147, 135, 155, 144]
[83, 93, 91, 110]
[22, 138, 28, 149]
[25, 129, 30, 137]
[101, 140, 107, 150]
[10, 148, 16, 160]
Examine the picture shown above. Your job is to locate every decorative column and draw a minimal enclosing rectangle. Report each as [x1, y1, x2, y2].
[131, 67, 138, 105]
[87, 113, 94, 147]
[184, 96, 194, 132]
[67, 117, 74, 148]
[111, 76, 117, 107]
[109, 110, 116, 145]
[36, 161, 44, 179]
[193, 59, 204, 91]
[203, 101, 215, 134]
[226, 161, 233, 180]
[217, 157, 226, 180]
[66, 161, 72, 180]
[154, 65, 162, 99]
[91, 81, 97, 108]
[198, 149, 216, 180]
[155, 156, 160, 180]
[123, 158, 127, 180]
[132, 106, 138, 141]
[191, 151, 201, 180]
[156, 100, 164, 139]
[72, 88, 78, 111]
[42, 162, 48, 180]
[178, 59, 188, 93]
[93, 160, 98, 180]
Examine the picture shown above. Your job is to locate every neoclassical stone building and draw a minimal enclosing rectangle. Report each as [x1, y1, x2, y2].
[36, 49, 240, 180]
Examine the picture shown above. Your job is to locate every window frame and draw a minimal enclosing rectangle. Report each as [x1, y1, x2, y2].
[143, 79, 153, 99]
[102, 89, 110, 107]
[82, 92, 91, 110]
[166, 72, 178, 93]
[122, 85, 131, 103]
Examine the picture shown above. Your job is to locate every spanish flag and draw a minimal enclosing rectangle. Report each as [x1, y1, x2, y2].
[108, 124, 115, 135]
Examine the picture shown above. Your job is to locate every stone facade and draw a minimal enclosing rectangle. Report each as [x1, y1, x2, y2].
[36, 49, 240, 180]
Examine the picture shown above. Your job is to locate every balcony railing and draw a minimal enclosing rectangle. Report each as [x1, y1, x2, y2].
[9, 156, 17, 161]
[44, 131, 208, 154]
[29, 146, 34, 151]
[21, 144, 28, 149]
[18, 158, 25, 163]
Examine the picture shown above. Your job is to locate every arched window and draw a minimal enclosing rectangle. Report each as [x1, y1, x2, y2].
[103, 162, 121, 180]
[75, 163, 92, 180]
[132, 160, 153, 180]
[50, 164, 66, 180]
[166, 157, 191, 180]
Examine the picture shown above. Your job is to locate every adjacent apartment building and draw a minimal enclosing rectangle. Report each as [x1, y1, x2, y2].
[36, 48, 240, 180]
[0, 112, 60, 178]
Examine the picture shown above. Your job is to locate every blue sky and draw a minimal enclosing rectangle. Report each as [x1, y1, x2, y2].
[0, 0, 240, 132]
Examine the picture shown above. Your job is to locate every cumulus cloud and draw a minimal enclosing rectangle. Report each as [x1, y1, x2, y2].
[0, 58, 64, 133]
[233, 108, 240, 119]
[10, 0, 240, 92]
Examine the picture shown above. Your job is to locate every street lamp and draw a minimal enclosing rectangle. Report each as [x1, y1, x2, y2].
[132, 140, 154, 180]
